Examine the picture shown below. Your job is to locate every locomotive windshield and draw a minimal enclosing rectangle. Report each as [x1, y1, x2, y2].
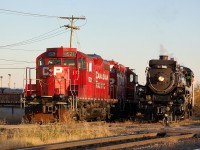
[63, 59, 76, 66]
[48, 59, 61, 65]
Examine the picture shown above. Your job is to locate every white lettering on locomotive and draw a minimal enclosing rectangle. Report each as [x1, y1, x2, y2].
[43, 67, 53, 76]
[54, 67, 63, 75]
[96, 71, 108, 80]
[95, 71, 108, 89]
[96, 82, 106, 89]
[43, 67, 62, 76]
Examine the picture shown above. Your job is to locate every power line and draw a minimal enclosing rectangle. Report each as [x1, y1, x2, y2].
[0, 48, 43, 51]
[0, 63, 28, 65]
[0, 27, 68, 48]
[0, 68, 27, 69]
[0, 59, 34, 63]
[0, 8, 86, 20]
[0, 8, 59, 18]
[0, 9, 87, 48]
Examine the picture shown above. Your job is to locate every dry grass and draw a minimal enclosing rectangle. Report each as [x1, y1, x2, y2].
[0, 83, 200, 149]
[0, 119, 6, 125]
[0, 121, 113, 149]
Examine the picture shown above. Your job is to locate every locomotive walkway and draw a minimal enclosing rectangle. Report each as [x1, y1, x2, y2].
[18, 132, 195, 150]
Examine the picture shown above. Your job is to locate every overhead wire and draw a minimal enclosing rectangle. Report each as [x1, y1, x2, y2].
[0, 8, 59, 18]
[0, 62, 29, 65]
[79, 18, 87, 27]
[0, 59, 34, 63]
[0, 27, 68, 48]
[0, 8, 86, 21]
[0, 48, 43, 51]
[75, 30, 82, 51]
[0, 8, 87, 49]
[0, 68, 27, 69]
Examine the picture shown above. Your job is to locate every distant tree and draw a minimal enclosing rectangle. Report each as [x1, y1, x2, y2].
[194, 82, 200, 116]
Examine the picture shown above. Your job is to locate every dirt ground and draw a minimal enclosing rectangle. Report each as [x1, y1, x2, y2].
[0, 115, 200, 149]
[107, 117, 200, 149]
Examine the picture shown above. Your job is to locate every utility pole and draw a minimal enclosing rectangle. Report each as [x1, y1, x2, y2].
[8, 74, 11, 89]
[60, 15, 86, 48]
[0, 76, 2, 88]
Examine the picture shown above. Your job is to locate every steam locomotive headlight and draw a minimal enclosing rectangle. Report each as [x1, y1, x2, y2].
[158, 76, 165, 82]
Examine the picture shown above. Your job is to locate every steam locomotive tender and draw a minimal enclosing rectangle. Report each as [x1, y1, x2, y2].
[137, 55, 194, 122]
[24, 47, 138, 122]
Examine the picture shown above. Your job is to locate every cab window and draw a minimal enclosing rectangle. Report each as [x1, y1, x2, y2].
[130, 74, 134, 82]
[63, 59, 76, 66]
[78, 58, 86, 69]
[38, 58, 45, 66]
[48, 59, 61, 65]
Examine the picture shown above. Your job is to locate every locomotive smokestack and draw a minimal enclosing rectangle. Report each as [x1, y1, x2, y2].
[159, 55, 168, 60]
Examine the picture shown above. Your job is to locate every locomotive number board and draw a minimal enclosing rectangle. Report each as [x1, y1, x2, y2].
[63, 51, 76, 57]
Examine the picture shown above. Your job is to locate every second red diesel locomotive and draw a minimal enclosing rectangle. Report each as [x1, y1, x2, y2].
[24, 47, 138, 122]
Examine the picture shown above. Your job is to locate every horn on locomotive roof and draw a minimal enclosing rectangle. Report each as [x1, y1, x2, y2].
[159, 55, 168, 60]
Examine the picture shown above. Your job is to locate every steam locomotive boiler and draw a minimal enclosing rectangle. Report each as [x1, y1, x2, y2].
[137, 55, 194, 122]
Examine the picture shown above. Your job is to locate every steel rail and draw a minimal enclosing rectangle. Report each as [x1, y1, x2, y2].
[97, 133, 194, 150]
[17, 132, 157, 150]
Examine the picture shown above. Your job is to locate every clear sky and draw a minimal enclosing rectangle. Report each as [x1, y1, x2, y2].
[0, 0, 200, 88]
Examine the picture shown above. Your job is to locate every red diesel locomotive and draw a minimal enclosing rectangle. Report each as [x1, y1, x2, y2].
[24, 47, 138, 122]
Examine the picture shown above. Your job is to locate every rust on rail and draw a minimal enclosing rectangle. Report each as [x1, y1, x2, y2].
[18, 133, 157, 150]
[98, 133, 194, 150]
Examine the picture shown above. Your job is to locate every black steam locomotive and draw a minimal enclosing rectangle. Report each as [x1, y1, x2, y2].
[137, 55, 194, 123]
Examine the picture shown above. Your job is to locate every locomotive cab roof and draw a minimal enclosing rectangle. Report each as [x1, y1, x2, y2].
[46, 47, 77, 57]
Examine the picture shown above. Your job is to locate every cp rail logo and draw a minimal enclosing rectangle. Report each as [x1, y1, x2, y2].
[42, 67, 63, 76]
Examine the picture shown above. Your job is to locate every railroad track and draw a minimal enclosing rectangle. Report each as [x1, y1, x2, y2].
[18, 132, 195, 150]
